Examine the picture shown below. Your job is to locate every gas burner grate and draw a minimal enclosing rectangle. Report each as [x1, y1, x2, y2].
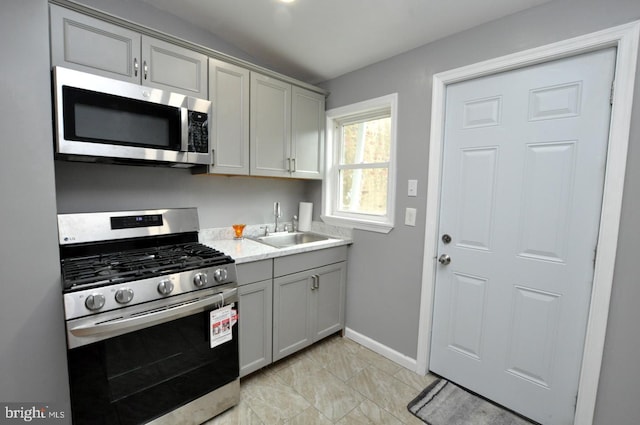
[62, 242, 233, 290]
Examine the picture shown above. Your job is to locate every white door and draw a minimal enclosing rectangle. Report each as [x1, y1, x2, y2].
[429, 48, 616, 425]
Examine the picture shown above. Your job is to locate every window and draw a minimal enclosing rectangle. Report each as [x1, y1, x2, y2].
[323, 93, 397, 233]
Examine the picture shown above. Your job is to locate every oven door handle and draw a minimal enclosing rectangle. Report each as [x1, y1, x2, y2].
[69, 291, 232, 339]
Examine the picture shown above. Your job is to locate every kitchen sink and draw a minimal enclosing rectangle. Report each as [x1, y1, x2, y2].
[251, 232, 331, 249]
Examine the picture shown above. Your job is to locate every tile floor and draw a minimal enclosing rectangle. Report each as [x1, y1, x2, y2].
[205, 334, 437, 424]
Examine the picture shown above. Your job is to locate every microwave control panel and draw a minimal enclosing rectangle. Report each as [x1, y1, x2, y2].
[188, 111, 209, 153]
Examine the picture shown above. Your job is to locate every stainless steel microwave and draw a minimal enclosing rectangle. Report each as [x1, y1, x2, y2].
[52, 66, 211, 167]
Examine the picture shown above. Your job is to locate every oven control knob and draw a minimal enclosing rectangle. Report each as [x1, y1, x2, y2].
[85, 293, 106, 311]
[115, 288, 134, 304]
[213, 268, 228, 283]
[193, 273, 208, 287]
[157, 280, 174, 295]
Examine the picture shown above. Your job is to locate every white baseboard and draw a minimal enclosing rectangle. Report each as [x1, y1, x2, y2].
[344, 327, 419, 372]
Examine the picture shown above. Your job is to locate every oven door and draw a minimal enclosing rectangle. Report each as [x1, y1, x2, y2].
[66, 285, 238, 425]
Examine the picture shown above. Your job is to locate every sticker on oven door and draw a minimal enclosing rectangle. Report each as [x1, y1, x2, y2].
[210, 305, 232, 348]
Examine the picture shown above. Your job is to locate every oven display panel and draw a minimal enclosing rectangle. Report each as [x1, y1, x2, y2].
[111, 214, 164, 230]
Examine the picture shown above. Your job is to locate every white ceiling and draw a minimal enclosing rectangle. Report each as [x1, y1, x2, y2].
[139, 0, 552, 84]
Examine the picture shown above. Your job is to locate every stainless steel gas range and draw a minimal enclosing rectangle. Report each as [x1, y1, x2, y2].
[57, 208, 239, 425]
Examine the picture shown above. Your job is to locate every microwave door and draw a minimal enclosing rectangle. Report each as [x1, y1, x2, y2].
[53, 66, 210, 166]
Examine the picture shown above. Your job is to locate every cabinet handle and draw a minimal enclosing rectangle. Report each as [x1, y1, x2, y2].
[211, 149, 215, 166]
[315, 274, 319, 289]
[287, 157, 292, 172]
[311, 275, 318, 290]
[291, 157, 297, 173]
[143, 60, 148, 80]
[134, 58, 139, 77]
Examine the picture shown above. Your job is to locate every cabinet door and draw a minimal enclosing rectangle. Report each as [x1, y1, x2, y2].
[273, 272, 313, 361]
[50, 5, 140, 84]
[238, 279, 272, 377]
[291, 87, 325, 180]
[313, 262, 347, 341]
[208, 59, 250, 175]
[141, 36, 207, 97]
[250, 73, 291, 178]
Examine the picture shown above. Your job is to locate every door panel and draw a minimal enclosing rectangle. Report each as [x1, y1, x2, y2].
[518, 141, 576, 262]
[447, 272, 488, 360]
[456, 147, 498, 251]
[505, 286, 561, 388]
[430, 48, 616, 425]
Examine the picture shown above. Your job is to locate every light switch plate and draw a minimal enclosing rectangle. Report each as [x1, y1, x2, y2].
[408, 180, 418, 197]
[405, 208, 417, 226]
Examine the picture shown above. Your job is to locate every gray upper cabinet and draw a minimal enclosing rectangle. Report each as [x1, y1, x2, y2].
[141, 37, 207, 97]
[250, 73, 292, 178]
[208, 58, 250, 175]
[50, 5, 140, 83]
[291, 86, 325, 179]
[250, 72, 325, 179]
[49, 5, 207, 98]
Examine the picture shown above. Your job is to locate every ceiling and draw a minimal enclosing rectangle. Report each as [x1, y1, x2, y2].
[138, 0, 552, 84]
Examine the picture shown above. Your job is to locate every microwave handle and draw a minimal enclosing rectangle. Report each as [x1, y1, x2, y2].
[181, 107, 189, 152]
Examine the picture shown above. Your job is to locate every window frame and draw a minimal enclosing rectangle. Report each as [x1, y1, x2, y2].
[322, 93, 398, 233]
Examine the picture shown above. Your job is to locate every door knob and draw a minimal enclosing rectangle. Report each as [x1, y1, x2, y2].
[438, 254, 451, 265]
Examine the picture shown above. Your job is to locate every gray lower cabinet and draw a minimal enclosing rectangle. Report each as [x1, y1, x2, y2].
[238, 247, 347, 374]
[49, 4, 208, 97]
[272, 247, 347, 362]
[237, 260, 273, 378]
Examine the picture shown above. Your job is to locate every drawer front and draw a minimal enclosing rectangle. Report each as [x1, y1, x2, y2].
[237, 259, 272, 285]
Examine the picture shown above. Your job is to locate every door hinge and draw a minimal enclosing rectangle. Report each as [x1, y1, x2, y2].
[610, 79, 615, 105]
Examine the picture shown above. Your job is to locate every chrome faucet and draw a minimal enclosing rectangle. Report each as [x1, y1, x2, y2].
[274, 201, 281, 232]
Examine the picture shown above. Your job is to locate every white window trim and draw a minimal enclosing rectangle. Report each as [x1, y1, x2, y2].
[322, 93, 398, 233]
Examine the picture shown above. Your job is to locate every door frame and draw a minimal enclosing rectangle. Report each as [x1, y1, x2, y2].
[416, 21, 640, 425]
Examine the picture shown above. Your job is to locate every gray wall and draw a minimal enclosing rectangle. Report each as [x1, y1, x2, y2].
[55, 162, 308, 229]
[315, 0, 640, 423]
[0, 0, 70, 420]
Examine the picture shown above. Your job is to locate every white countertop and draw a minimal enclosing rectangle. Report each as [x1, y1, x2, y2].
[201, 235, 351, 264]
[199, 220, 353, 264]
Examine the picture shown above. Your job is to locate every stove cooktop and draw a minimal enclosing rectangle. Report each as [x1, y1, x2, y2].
[61, 242, 233, 291]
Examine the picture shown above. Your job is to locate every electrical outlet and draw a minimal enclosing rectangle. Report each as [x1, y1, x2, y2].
[405, 208, 417, 226]
[408, 180, 418, 197]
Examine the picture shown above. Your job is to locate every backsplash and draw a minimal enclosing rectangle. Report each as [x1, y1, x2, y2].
[200, 221, 353, 241]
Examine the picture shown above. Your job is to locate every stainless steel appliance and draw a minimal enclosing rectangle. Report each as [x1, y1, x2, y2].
[58, 208, 239, 425]
[52, 66, 211, 167]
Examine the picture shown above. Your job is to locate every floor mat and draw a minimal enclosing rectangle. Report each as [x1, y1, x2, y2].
[407, 378, 536, 425]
